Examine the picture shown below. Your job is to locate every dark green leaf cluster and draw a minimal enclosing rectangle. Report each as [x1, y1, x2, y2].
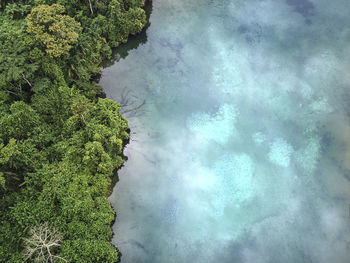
[0, 0, 146, 262]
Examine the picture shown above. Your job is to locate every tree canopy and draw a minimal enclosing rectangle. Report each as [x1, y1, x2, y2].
[26, 4, 82, 57]
[0, 0, 147, 262]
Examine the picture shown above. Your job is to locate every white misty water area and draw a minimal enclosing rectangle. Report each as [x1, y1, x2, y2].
[100, 0, 350, 262]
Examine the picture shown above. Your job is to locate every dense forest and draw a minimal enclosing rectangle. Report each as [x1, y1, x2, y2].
[0, 0, 146, 262]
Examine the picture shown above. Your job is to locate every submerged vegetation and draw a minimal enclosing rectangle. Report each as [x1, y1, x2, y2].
[0, 0, 146, 262]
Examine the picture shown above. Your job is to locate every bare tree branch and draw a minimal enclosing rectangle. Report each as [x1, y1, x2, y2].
[115, 87, 148, 119]
[88, 0, 94, 14]
[23, 222, 67, 263]
[21, 73, 32, 87]
[2, 89, 20, 97]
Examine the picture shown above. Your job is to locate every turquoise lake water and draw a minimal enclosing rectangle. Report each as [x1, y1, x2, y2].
[100, 0, 350, 262]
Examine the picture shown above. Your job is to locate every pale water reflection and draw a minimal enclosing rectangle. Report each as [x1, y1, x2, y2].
[100, 0, 350, 262]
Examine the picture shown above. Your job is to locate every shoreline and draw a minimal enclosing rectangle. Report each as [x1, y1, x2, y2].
[102, 1, 153, 261]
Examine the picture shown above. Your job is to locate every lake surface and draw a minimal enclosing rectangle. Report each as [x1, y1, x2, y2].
[100, 0, 350, 262]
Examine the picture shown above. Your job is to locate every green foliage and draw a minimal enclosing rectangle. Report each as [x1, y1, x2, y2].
[0, 101, 40, 141]
[62, 239, 119, 263]
[123, 0, 146, 9]
[26, 4, 82, 57]
[102, 0, 146, 47]
[0, 17, 39, 100]
[0, 0, 145, 262]
[0, 172, 5, 188]
[4, 3, 32, 19]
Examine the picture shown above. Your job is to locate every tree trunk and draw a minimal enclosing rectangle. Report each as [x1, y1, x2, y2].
[88, 0, 94, 15]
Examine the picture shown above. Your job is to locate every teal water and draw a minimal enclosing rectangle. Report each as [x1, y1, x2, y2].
[100, 1, 350, 262]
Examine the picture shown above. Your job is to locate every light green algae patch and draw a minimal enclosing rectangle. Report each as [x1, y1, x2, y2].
[268, 138, 293, 167]
[252, 132, 266, 145]
[187, 104, 238, 144]
[211, 153, 255, 215]
[295, 136, 321, 175]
